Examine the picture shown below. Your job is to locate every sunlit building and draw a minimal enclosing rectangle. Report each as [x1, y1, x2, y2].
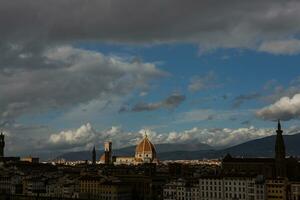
[197, 175, 265, 200]
[266, 178, 288, 200]
[21, 156, 39, 163]
[291, 182, 300, 200]
[100, 135, 158, 165]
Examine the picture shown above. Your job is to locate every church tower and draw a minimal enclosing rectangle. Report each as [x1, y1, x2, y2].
[0, 132, 4, 157]
[104, 141, 112, 164]
[275, 120, 286, 177]
[92, 146, 96, 165]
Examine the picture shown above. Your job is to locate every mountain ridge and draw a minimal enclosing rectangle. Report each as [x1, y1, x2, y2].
[54, 133, 300, 161]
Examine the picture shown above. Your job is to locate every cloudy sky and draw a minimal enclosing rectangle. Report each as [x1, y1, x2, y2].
[1, 0, 300, 157]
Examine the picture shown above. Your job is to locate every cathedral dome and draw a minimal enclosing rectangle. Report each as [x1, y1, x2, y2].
[135, 135, 157, 162]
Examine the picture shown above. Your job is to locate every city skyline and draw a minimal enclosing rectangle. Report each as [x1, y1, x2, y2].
[1, 1, 300, 157]
[1, 2, 300, 199]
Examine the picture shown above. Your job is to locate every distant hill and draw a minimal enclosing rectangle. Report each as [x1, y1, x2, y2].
[163, 133, 300, 160]
[55, 142, 212, 161]
[54, 133, 300, 161]
[218, 133, 300, 157]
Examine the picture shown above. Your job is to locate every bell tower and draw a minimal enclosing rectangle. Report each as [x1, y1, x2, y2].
[92, 146, 96, 165]
[104, 141, 112, 164]
[0, 132, 5, 157]
[275, 120, 286, 177]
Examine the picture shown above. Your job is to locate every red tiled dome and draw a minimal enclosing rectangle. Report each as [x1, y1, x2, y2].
[135, 136, 156, 158]
[99, 153, 105, 162]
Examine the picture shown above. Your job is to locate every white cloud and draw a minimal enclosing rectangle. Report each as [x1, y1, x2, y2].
[188, 71, 218, 92]
[262, 77, 300, 103]
[161, 126, 277, 147]
[47, 124, 142, 151]
[259, 39, 300, 55]
[49, 123, 96, 146]
[45, 122, 296, 152]
[256, 93, 300, 121]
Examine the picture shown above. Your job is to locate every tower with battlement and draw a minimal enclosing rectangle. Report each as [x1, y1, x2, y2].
[104, 141, 112, 164]
[0, 132, 4, 157]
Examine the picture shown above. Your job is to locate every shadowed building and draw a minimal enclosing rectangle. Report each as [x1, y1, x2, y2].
[222, 120, 299, 179]
[79, 175, 132, 199]
[0, 132, 20, 163]
[275, 121, 286, 177]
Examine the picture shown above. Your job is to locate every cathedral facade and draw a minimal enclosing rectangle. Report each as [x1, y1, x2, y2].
[99, 135, 158, 165]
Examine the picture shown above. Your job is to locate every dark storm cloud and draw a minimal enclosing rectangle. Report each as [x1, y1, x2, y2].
[232, 93, 261, 108]
[120, 93, 186, 112]
[1, 0, 300, 122]
[0, 46, 165, 123]
[1, 0, 300, 51]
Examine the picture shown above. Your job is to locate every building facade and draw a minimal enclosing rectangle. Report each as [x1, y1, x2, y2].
[163, 178, 199, 200]
[291, 182, 300, 200]
[266, 178, 288, 200]
[79, 175, 132, 200]
[100, 135, 158, 165]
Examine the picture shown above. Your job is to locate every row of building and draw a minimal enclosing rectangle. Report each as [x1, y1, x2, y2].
[162, 121, 300, 200]
[163, 176, 300, 200]
[0, 169, 133, 199]
[0, 121, 299, 199]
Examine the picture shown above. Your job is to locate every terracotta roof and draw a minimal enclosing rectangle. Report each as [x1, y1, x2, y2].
[99, 153, 105, 161]
[135, 136, 156, 156]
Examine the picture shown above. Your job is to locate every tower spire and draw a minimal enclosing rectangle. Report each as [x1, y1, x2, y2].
[275, 119, 285, 158]
[277, 119, 282, 132]
[275, 119, 286, 177]
[92, 145, 96, 165]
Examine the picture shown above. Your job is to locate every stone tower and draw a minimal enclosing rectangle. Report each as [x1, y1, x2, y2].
[92, 146, 96, 165]
[0, 132, 4, 157]
[104, 141, 112, 164]
[275, 120, 286, 177]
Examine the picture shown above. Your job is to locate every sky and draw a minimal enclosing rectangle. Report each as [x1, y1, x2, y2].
[1, 0, 300, 157]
